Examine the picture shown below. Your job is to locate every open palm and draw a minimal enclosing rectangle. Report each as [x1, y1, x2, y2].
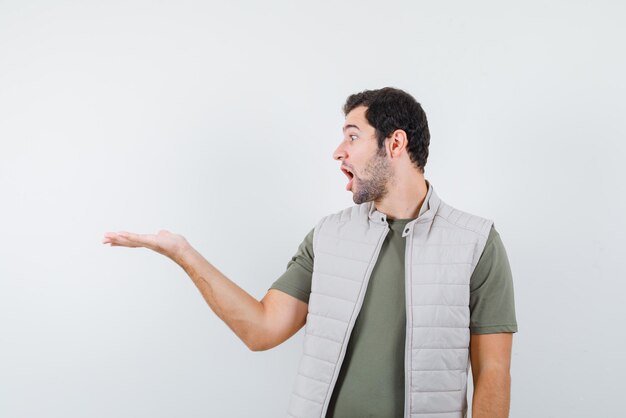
[102, 229, 188, 260]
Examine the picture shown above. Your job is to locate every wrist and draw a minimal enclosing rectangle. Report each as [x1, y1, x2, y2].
[172, 239, 193, 266]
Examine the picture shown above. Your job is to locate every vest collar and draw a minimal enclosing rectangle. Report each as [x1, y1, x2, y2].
[367, 179, 441, 235]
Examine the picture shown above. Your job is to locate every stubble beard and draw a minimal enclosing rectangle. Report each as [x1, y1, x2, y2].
[352, 147, 394, 205]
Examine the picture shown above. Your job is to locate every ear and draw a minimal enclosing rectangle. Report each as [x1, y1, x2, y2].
[388, 129, 408, 158]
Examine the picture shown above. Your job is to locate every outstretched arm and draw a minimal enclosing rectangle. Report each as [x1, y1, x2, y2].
[102, 230, 307, 351]
[469, 332, 513, 418]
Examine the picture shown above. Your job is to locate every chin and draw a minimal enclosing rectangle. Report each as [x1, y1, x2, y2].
[352, 195, 368, 205]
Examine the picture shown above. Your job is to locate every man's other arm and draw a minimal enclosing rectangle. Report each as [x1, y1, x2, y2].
[470, 333, 513, 418]
[468, 225, 517, 417]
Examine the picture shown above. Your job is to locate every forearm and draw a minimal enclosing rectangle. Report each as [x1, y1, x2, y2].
[471, 368, 511, 418]
[173, 243, 265, 350]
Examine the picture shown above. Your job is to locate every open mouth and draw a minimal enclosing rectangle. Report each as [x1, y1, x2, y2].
[341, 167, 354, 179]
[341, 166, 355, 190]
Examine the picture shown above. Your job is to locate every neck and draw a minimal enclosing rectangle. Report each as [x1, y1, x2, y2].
[374, 174, 428, 220]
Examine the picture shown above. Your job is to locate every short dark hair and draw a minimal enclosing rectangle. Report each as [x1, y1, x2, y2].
[343, 87, 430, 173]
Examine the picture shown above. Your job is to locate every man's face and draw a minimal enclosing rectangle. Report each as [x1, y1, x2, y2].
[333, 105, 394, 204]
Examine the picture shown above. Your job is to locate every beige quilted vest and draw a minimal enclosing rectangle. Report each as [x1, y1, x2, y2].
[287, 183, 492, 418]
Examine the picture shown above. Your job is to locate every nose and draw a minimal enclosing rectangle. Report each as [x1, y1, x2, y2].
[333, 142, 347, 161]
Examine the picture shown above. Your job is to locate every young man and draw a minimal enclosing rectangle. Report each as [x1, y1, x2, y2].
[103, 87, 517, 418]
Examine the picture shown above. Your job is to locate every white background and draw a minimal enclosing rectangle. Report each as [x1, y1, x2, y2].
[1, 1, 624, 417]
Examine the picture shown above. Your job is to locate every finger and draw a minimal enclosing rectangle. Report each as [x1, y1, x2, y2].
[113, 234, 139, 247]
[102, 232, 127, 244]
[117, 231, 148, 244]
[116, 231, 158, 249]
[101, 232, 137, 247]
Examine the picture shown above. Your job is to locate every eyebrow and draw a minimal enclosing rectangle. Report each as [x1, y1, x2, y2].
[343, 124, 360, 132]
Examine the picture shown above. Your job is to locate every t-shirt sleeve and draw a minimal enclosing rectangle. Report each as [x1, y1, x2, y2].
[469, 224, 518, 334]
[268, 227, 315, 304]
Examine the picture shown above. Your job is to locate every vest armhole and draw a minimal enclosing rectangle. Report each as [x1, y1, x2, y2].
[470, 219, 495, 271]
[312, 216, 327, 257]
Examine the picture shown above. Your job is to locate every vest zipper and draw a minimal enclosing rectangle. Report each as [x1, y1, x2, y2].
[403, 228, 414, 418]
[320, 224, 390, 417]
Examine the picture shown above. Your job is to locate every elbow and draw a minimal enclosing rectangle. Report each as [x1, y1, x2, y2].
[248, 344, 267, 352]
[473, 367, 511, 388]
[247, 341, 272, 352]
[246, 339, 262, 352]
[245, 336, 274, 352]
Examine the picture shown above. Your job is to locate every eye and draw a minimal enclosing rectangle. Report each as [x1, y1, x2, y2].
[349, 134, 358, 141]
